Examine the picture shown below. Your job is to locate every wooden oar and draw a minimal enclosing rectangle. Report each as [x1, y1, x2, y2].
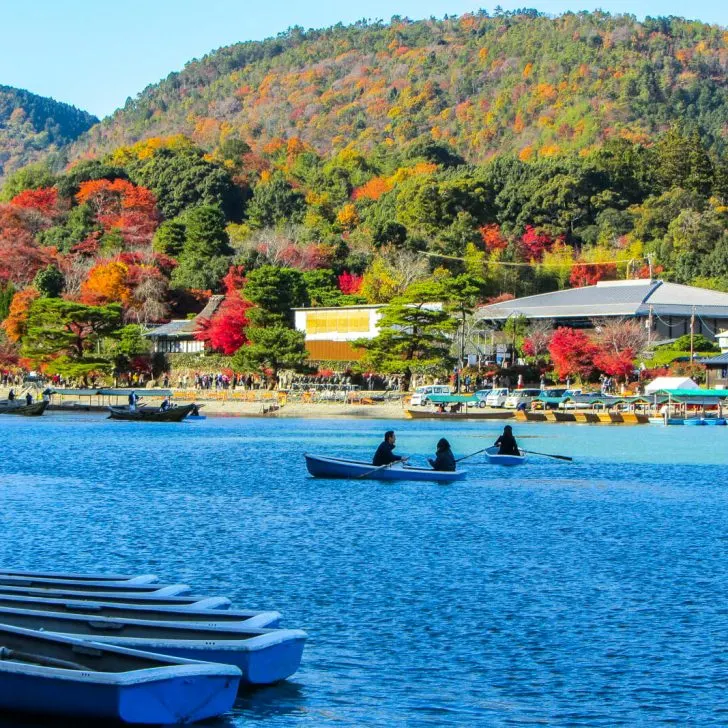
[356, 458, 408, 479]
[521, 449, 572, 462]
[455, 448, 488, 463]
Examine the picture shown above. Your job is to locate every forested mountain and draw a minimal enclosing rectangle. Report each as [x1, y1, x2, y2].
[76, 11, 728, 161]
[0, 86, 97, 179]
[1, 11, 728, 384]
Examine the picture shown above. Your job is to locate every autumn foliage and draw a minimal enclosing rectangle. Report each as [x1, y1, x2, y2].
[194, 266, 251, 355]
[548, 327, 599, 380]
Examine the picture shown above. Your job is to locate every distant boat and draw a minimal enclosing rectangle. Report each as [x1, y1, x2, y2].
[0, 623, 240, 724]
[0, 592, 280, 628]
[0, 400, 48, 416]
[304, 454, 467, 482]
[484, 446, 528, 466]
[107, 404, 195, 422]
[0, 606, 306, 685]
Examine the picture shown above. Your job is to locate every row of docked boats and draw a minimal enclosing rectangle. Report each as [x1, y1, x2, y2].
[0, 569, 306, 724]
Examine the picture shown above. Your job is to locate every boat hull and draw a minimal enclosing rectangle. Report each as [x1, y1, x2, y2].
[108, 404, 195, 422]
[0, 593, 279, 628]
[0, 606, 306, 686]
[484, 446, 527, 466]
[0, 625, 240, 724]
[0, 574, 186, 593]
[305, 454, 467, 482]
[405, 408, 513, 420]
[0, 584, 226, 607]
[0, 401, 48, 416]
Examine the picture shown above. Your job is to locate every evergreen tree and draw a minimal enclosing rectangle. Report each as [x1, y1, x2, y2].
[246, 173, 306, 228]
[231, 325, 308, 387]
[355, 278, 457, 388]
[33, 265, 65, 298]
[243, 265, 309, 326]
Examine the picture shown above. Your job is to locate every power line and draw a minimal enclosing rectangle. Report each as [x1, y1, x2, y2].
[422, 251, 645, 269]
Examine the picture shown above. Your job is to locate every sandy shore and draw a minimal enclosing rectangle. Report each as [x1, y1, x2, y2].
[194, 400, 407, 419]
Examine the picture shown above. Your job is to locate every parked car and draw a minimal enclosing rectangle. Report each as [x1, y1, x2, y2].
[474, 389, 492, 408]
[504, 388, 542, 409]
[410, 385, 452, 406]
[485, 388, 510, 408]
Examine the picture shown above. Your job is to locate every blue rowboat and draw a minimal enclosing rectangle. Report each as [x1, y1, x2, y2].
[0, 574, 186, 593]
[0, 584, 229, 607]
[304, 454, 467, 482]
[0, 624, 240, 724]
[0, 606, 306, 685]
[0, 570, 158, 582]
[704, 418, 727, 426]
[484, 446, 528, 466]
[684, 418, 706, 426]
[0, 593, 280, 628]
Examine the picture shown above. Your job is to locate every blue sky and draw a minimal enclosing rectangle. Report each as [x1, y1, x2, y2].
[1, 0, 726, 119]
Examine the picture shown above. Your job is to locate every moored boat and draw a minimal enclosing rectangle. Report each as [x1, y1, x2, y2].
[0, 569, 156, 582]
[0, 400, 48, 417]
[304, 454, 467, 482]
[0, 624, 240, 724]
[0, 584, 230, 608]
[0, 593, 280, 628]
[107, 403, 195, 422]
[0, 570, 158, 584]
[0, 606, 306, 685]
[0, 575, 187, 593]
[484, 446, 528, 466]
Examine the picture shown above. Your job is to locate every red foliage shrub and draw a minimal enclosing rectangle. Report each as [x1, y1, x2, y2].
[338, 271, 363, 295]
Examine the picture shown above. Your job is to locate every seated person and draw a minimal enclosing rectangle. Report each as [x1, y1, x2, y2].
[428, 438, 456, 471]
[495, 425, 520, 456]
[372, 430, 406, 466]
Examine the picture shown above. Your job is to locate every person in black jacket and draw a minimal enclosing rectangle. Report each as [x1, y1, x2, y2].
[428, 438, 456, 471]
[372, 430, 407, 466]
[495, 425, 520, 456]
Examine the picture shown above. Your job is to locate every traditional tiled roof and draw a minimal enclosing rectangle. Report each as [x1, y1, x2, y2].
[145, 295, 224, 339]
[476, 280, 728, 321]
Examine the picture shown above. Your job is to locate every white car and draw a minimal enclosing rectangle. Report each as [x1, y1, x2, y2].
[485, 388, 510, 408]
[504, 388, 542, 409]
[410, 385, 452, 406]
[474, 389, 492, 408]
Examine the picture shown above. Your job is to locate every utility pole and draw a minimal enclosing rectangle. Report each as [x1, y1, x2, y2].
[690, 306, 695, 363]
[647, 253, 654, 280]
[648, 304, 653, 345]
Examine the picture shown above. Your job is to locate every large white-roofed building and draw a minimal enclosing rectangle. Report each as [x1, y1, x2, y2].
[475, 279, 728, 343]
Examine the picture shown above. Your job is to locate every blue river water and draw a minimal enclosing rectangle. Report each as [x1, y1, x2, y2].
[1, 413, 727, 726]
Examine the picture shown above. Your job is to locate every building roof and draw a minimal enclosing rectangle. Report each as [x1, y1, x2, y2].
[145, 295, 224, 339]
[476, 280, 728, 322]
[702, 353, 728, 365]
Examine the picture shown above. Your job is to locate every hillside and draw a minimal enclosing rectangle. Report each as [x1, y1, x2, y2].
[76, 11, 728, 161]
[0, 86, 97, 179]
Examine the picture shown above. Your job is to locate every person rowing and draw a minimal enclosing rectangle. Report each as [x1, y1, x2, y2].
[128, 390, 139, 411]
[495, 425, 520, 456]
[372, 430, 408, 467]
[428, 438, 456, 471]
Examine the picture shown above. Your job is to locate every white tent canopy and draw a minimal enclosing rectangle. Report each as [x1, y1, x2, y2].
[644, 377, 699, 394]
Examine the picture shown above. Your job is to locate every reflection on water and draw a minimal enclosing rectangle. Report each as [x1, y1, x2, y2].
[0, 414, 727, 725]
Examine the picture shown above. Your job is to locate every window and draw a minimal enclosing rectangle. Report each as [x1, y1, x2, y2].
[307, 310, 371, 334]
